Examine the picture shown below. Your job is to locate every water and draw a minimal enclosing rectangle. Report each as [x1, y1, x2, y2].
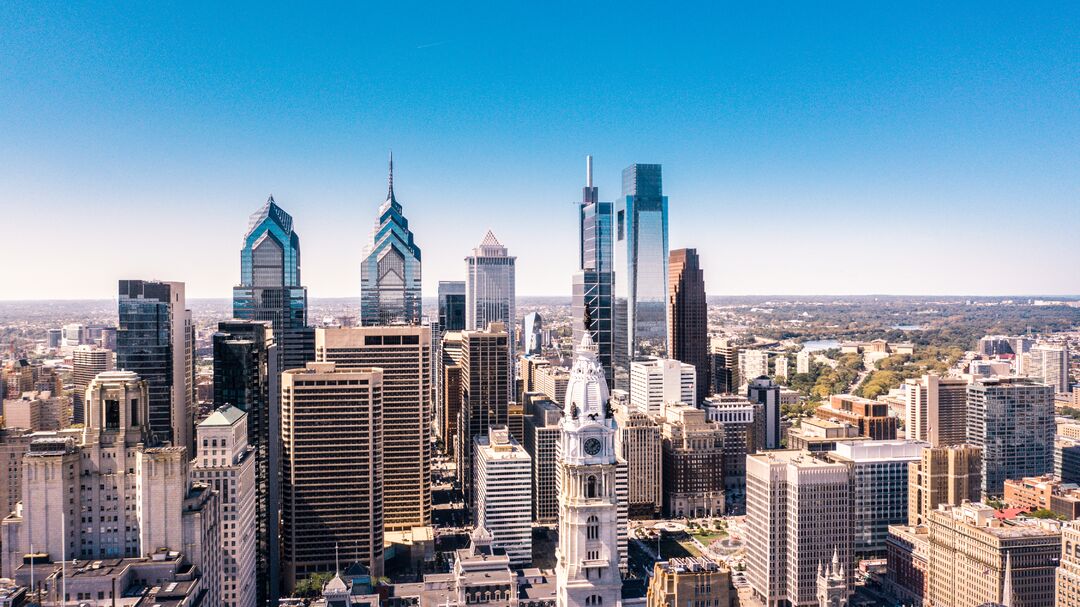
[801, 339, 840, 352]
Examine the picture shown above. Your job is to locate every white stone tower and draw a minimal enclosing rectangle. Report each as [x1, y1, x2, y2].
[816, 547, 849, 607]
[556, 334, 623, 607]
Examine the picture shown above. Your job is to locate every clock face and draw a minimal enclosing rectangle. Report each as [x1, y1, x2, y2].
[583, 437, 602, 456]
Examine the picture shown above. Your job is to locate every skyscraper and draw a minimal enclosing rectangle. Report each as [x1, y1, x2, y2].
[466, 231, 516, 332]
[72, 344, 114, 424]
[523, 311, 543, 356]
[360, 154, 423, 326]
[316, 326, 432, 530]
[967, 377, 1055, 497]
[904, 374, 969, 447]
[438, 281, 467, 331]
[212, 319, 280, 606]
[474, 425, 533, 566]
[1027, 343, 1071, 393]
[232, 196, 314, 371]
[614, 163, 669, 384]
[746, 376, 782, 450]
[456, 323, 511, 511]
[572, 155, 615, 387]
[629, 358, 696, 416]
[117, 279, 194, 454]
[668, 248, 708, 404]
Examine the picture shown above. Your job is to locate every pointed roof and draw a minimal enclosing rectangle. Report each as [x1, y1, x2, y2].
[199, 405, 246, 427]
[480, 230, 501, 247]
[386, 150, 396, 204]
[245, 195, 294, 240]
[1001, 550, 1013, 607]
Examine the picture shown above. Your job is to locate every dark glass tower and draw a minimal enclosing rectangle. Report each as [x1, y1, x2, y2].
[213, 320, 280, 606]
[572, 156, 615, 387]
[232, 196, 314, 371]
[116, 279, 193, 452]
[614, 164, 669, 387]
[668, 248, 709, 404]
[438, 281, 467, 331]
[360, 153, 423, 326]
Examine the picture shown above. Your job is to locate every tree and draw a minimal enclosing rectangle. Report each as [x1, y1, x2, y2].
[293, 572, 334, 598]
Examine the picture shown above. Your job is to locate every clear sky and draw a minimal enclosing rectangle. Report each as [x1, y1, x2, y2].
[1, 3, 1077, 300]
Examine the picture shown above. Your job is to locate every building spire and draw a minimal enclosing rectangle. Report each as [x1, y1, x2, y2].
[1001, 550, 1014, 607]
[387, 150, 396, 202]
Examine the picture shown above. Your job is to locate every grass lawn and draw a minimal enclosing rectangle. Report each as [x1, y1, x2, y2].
[691, 531, 728, 543]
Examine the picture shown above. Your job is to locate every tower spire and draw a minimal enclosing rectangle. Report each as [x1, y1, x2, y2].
[1002, 550, 1014, 607]
[387, 150, 395, 202]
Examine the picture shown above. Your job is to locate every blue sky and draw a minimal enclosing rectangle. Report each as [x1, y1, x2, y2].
[1, 2, 1077, 299]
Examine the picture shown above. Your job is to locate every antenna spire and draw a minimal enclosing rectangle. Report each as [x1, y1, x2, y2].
[387, 150, 395, 202]
[586, 155, 593, 187]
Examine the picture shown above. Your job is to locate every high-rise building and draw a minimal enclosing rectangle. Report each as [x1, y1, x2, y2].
[738, 350, 770, 384]
[966, 377, 1055, 497]
[523, 312, 543, 356]
[232, 196, 314, 372]
[0, 428, 33, 517]
[438, 281, 467, 332]
[117, 279, 194, 454]
[667, 248, 709, 404]
[465, 231, 516, 333]
[280, 362, 384, 590]
[474, 425, 532, 566]
[614, 163, 669, 378]
[611, 399, 663, 518]
[1057, 436, 1080, 484]
[646, 557, 739, 607]
[709, 337, 739, 394]
[72, 345, 114, 424]
[629, 358, 696, 416]
[660, 403, 726, 518]
[773, 355, 788, 381]
[317, 326, 431, 530]
[523, 398, 563, 524]
[796, 350, 811, 375]
[1058, 521, 1080, 607]
[2, 391, 65, 432]
[827, 441, 925, 558]
[194, 406, 256, 607]
[904, 374, 969, 447]
[61, 323, 86, 348]
[1027, 343, 1071, 393]
[746, 377, 782, 450]
[212, 320, 279, 606]
[572, 156, 615, 388]
[555, 335, 623, 607]
[435, 284, 465, 449]
[360, 154, 423, 326]
[816, 394, 898, 440]
[907, 444, 982, 526]
[745, 450, 851, 607]
[439, 331, 464, 456]
[535, 364, 571, 405]
[455, 323, 511, 511]
[702, 394, 755, 513]
[927, 502, 1060, 607]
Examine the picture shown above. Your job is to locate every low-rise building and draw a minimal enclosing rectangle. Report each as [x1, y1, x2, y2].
[645, 557, 738, 607]
[786, 417, 866, 453]
[816, 394, 897, 440]
[886, 524, 929, 606]
[1003, 475, 1080, 520]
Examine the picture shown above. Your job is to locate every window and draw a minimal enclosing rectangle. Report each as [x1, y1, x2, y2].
[586, 475, 598, 498]
[587, 515, 599, 540]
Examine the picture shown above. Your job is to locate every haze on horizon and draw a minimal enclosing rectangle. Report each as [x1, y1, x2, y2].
[1, 4, 1077, 301]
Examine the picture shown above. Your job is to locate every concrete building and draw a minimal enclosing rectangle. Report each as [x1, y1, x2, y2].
[738, 350, 769, 385]
[1058, 436, 1080, 484]
[667, 249, 709, 405]
[773, 355, 788, 381]
[0, 429, 32, 518]
[745, 451, 851, 607]
[2, 391, 65, 432]
[904, 374, 969, 447]
[522, 399, 563, 524]
[796, 350, 811, 375]
[524, 312, 544, 356]
[709, 337, 738, 394]
[645, 557, 738, 607]
[816, 394, 897, 440]
[317, 326, 431, 531]
[630, 358, 695, 416]
[1058, 521, 1080, 607]
[746, 377, 782, 450]
[702, 394, 755, 513]
[280, 362, 384, 590]
[926, 502, 1060, 607]
[966, 377, 1055, 497]
[474, 426, 532, 566]
[886, 524, 930, 606]
[611, 399, 663, 518]
[907, 444, 982, 526]
[71, 345, 114, 425]
[456, 323, 511, 512]
[827, 441, 925, 558]
[535, 365, 571, 405]
[1027, 343, 1071, 394]
[1003, 475, 1080, 520]
[786, 418, 865, 453]
[440, 331, 464, 456]
[194, 407, 256, 607]
[660, 404, 725, 518]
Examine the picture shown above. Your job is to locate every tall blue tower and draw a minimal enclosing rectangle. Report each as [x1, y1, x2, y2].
[572, 155, 615, 387]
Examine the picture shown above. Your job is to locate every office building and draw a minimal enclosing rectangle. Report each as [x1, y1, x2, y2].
[746, 450, 851, 607]
[978, 335, 1016, 357]
[816, 394, 897, 440]
[709, 337, 738, 394]
[746, 377, 782, 450]
[474, 425, 532, 566]
[773, 355, 788, 380]
[360, 154, 423, 326]
[535, 364, 571, 405]
[523, 312, 543, 356]
[317, 326, 431, 530]
[1027, 343, 1071, 393]
[117, 279, 194, 454]
[465, 231, 515, 338]
[739, 350, 769, 385]
[212, 319, 280, 605]
[1058, 521, 1080, 607]
[645, 557, 738, 607]
[0, 428, 32, 518]
[908, 444, 982, 526]
[667, 248, 709, 404]
[46, 327, 61, 349]
[1057, 436, 1080, 484]
[629, 358, 695, 416]
[572, 156, 616, 388]
[702, 394, 755, 513]
[61, 323, 86, 348]
[555, 334, 623, 607]
[827, 441, 925, 558]
[786, 418, 865, 453]
[1003, 475, 1080, 520]
[966, 377, 1055, 497]
[194, 407, 256, 607]
[523, 399, 563, 524]
[796, 350, 811, 375]
[456, 323, 511, 511]
[886, 523, 930, 606]
[440, 331, 463, 456]
[2, 391, 65, 432]
[904, 374, 969, 447]
[927, 502, 1060, 607]
[71, 345, 114, 425]
[611, 399, 663, 518]
[280, 362, 384, 590]
[438, 281, 467, 331]
[660, 403, 725, 518]
[232, 196, 314, 372]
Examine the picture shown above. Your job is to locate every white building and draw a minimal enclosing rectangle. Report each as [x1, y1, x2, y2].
[1027, 344, 1071, 393]
[72, 345, 115, 424]
[474, 425, 532, 566]
[796, 350, 811, 375]
[195, 406, 256, 607]
[629, 358, 696, 415]
[774, 355, 788, 380]
[903, 374, 969, 447]
[739, 349, 770, 384]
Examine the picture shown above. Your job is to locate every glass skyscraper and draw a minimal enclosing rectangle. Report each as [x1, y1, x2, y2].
[360, 154, 422, 326]
[572, 155, 615, 387]
[232, 195, 314, 371]
[614, 163, 669, 386]
[438, 280, 467, 332]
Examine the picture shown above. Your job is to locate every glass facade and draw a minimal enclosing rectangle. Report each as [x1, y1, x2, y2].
[232, 196, 314, 371]
[967, 378, 1055, 496]
[438, 280, 467, 331]
[360, 157, 422, 326]
[613, 164, 669, 387]
[572, 158, 615, 387]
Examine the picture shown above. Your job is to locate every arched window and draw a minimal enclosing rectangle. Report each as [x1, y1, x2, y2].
[586, 475, 598, 498]
[587, 515, 599, 540]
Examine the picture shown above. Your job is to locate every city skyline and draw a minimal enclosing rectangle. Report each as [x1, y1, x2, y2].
[2, 4, 1078, 300]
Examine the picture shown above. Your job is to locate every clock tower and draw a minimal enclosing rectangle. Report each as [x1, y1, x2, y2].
[556, 334, 623, 607]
